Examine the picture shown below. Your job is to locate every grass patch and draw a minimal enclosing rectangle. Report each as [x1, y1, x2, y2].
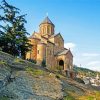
[64, 94, 75, 100]
[56, 73, 64, 79]
[0, 96, 10, 100]
[14, 58, 25, 63]
[0, 60, 7, 65]
[78, 96, 95, 100]
[0, 60, 10, 70]
[78, 91, 100, 100]
[26, 67, 45, 76]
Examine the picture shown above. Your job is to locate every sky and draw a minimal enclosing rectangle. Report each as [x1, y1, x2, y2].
[0, 0, 100, 71]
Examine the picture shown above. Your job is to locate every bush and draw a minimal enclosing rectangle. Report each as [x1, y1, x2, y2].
[75, 78, 85, 84]
[57, 66, 63, 70]
[0, 96, 9, 100]
[14, 58, 25, 63]
[41, 59, 46, 67]
[27, 59, 37, 64]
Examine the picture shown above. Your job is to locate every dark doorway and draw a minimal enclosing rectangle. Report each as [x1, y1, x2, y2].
[59, 60, 64, 70]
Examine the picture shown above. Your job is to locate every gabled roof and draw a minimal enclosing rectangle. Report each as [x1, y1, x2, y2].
[47, 40, 55, 45]
[38, 41, 47, 45]
[55, 48, 73, 57]
[55, 33, 64, 41]
[55, 49, 69, 56]
[29, 32, 41, 40]
[40, 16, 54, 26]
[49, 33, 64, 41]
[41, 36, 48, 40]
[29, 36, 41, 40]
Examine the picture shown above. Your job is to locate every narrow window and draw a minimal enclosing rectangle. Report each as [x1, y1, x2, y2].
[47, 26, 49, 33]
[50, 50, 51, 55]
[38, 50, 39, 54]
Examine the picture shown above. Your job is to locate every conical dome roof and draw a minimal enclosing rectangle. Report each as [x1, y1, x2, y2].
[40, 17, 54, 26]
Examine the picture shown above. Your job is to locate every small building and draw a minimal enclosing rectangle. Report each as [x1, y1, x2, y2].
[26, 16, 74, 77]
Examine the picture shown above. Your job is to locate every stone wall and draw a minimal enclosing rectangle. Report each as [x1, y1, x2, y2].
[37, 43, 46, 65]
[48, 36, 54, 43]
[46, 42, 55, 69]
[55, 51, 73, 71]
[56, 55, 65, 70]
[65, 51, 73, 71]
[26, 38, 39, 60]
[54, 34, 64, 54]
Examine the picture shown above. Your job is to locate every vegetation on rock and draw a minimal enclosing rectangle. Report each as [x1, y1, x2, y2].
[0, 51, 100, 100]
[26, 67, 45, 76]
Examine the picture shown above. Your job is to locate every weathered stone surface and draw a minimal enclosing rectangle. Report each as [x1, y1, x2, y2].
[1, 70, 62, 100]
[0, 51, 63, 100]
[0, 63, 11, 91]
[0, 51, 97, 100]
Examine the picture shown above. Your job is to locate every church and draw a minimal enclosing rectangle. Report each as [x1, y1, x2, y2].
[26, 16, 73, 75]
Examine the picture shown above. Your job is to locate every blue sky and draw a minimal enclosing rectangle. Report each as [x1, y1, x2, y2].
[0, 0, 100, 71]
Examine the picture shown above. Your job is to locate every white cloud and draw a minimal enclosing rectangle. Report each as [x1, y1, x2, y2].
[87, 61, 100, 66]
[82, 53, 100, 57]
[84, 66, 100, 71]
[64, 43, 76, 51]
[74, 52, 100, 71]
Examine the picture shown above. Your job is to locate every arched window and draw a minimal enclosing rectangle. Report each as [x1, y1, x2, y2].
[45, 27, 47, 34]
[43, 28, 45, 34]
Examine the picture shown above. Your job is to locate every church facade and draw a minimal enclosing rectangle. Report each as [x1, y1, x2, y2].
[26, 17, 73, 74]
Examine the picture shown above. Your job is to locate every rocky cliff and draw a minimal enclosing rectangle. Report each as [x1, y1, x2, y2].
[0, 51, 100, 100]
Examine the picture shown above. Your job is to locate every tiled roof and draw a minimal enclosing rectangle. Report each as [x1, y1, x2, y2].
[38, 41, 47, 45]
[40, 17, 54, 26]
[29, 37, 41, 40]
[49, 34, 57, 39]
[49, 32, 64, 39]
[55, 48, 69, 56]
[47, 40, 55, 45]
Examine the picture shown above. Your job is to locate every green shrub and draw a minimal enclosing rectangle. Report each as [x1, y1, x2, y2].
[55, 73, 64, 79]
[57, 66, 63, 70]
[14, 58, 25, 63]
[41, 59, 46, 67]
[0, 60, 7, 64]
[75, 78, 85, 84]
[64, 95, 75, 100]
[0, 96, 9, 100]
[27, 59, 37, 64]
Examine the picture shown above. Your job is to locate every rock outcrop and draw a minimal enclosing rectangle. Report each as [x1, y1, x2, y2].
[0, 51, 99, 100]
[0, 51, 63, 100]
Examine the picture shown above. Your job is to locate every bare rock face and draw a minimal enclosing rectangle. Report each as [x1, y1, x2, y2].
[0, 62, 11, 90]
[0, 51, 96, 100]
[0, 70, 63, 100]
[0, 51, 63, 100]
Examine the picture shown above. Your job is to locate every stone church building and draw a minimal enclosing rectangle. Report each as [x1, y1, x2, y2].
[26, 17, 73, 74]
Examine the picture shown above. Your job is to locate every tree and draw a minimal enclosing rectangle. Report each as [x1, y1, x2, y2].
[0, 0, 31, 58]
